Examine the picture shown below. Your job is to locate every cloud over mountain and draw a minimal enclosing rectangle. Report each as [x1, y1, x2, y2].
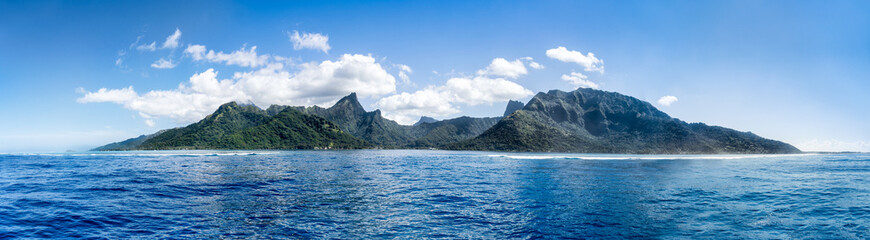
[376, 58, 534, 124]
[79, 53, 396, 124]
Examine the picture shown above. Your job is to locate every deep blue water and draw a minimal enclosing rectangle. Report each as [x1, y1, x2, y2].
[1, 151, 869, 239]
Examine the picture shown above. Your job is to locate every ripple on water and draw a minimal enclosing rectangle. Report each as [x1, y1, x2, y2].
[0, 151, 868, 238]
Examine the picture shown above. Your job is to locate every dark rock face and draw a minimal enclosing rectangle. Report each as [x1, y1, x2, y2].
[503, 100, 525, 117]
[451, 88, 801, 154]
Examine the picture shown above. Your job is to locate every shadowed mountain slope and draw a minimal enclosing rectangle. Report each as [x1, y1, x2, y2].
[94, 89, 799, 154]
[449, 88, 801, 154]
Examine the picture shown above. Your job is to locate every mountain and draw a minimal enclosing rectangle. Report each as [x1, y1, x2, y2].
[449, 88, 801, 154]
[414, 116, 438, 126]
[219, 107, 369, 149]
[94, 89, 799, 154]
[298, 93, 414, 147]
[91, 129, 167, 151]
[137, 102, 272, 149]
[94, 102, 367, 150]
[503, 100, 525, 117]
[94, 93, 507, 150]
[409, 116, 500, 148]
[296, 93, 504, 148]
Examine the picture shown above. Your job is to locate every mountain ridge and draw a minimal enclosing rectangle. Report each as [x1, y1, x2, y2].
[93, 88, 800, 154]
[448, 88, 800, 154]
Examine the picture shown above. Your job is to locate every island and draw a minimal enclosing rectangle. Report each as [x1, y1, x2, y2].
[94, 88, 801, 154]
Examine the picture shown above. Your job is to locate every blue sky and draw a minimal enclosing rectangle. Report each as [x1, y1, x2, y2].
[1, 0, 868, 152]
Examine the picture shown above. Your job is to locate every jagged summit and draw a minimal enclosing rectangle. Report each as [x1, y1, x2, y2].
[414, 116, 438, 126]
[94, 88, 799, 154]
[332, 92, 367, 115]
[503, 100, 525, 117]
[451, 87, 801, 154]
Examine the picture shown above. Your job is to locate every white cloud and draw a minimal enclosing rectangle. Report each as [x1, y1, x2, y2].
[476, 58, 528, 79]
[78, 54, 397, 123]
[184, 44, 270, 68]
[546, 46, 604, 73]
[398, 71, 410, 84]
[442, 76, 532, 105]
[376, 88, 459, 125]
[114, 50, 131, 72]
[289, 31, 331, 53]
[136, 41, 157, 51]
[150, 58, 177, 69]
[561, 72, 598, 89]
[395, 64, 413, 84]
[657, 95, 678, 106]
[521, 56, 544, 69]
[184, 44, 206, 60]
[162, 28, 181, 49]
[77, 86, 138, 104]
[375, 58, 535, 124]
[144, 119, 156, 127]
[397, 64, 412, 73]
[376, 76, 532, 125]
[237, 54, 396, 105]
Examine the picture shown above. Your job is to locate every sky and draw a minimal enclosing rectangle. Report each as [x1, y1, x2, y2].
[0, 0, 868, 152]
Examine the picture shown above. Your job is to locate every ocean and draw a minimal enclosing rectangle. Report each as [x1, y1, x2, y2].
[1, 150, 868, 239]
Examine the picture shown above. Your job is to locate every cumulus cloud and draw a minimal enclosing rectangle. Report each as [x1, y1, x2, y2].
[150, 58, 177, 69]
[184, 44, 270, 68]
[476, 58, 528, 79]
[77, 86, 139, 104]
[561, 72, 598, 89]
[546, 46, 604, 73]
[376, 88, 459, 125]
[375, 57, 535, 124]
[441, 76, 532, 105]
[78, 54, 397, 124]
[136, 41, 157, 52]
[144, 119, 156, 127]
[657, 95, 678, 106]
[161, 28, 182, 49]
[289, 31, 331, 53]
[376, 75, 532, 125]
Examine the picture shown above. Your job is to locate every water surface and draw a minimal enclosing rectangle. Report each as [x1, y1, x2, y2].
[1, 151, 868, 239]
